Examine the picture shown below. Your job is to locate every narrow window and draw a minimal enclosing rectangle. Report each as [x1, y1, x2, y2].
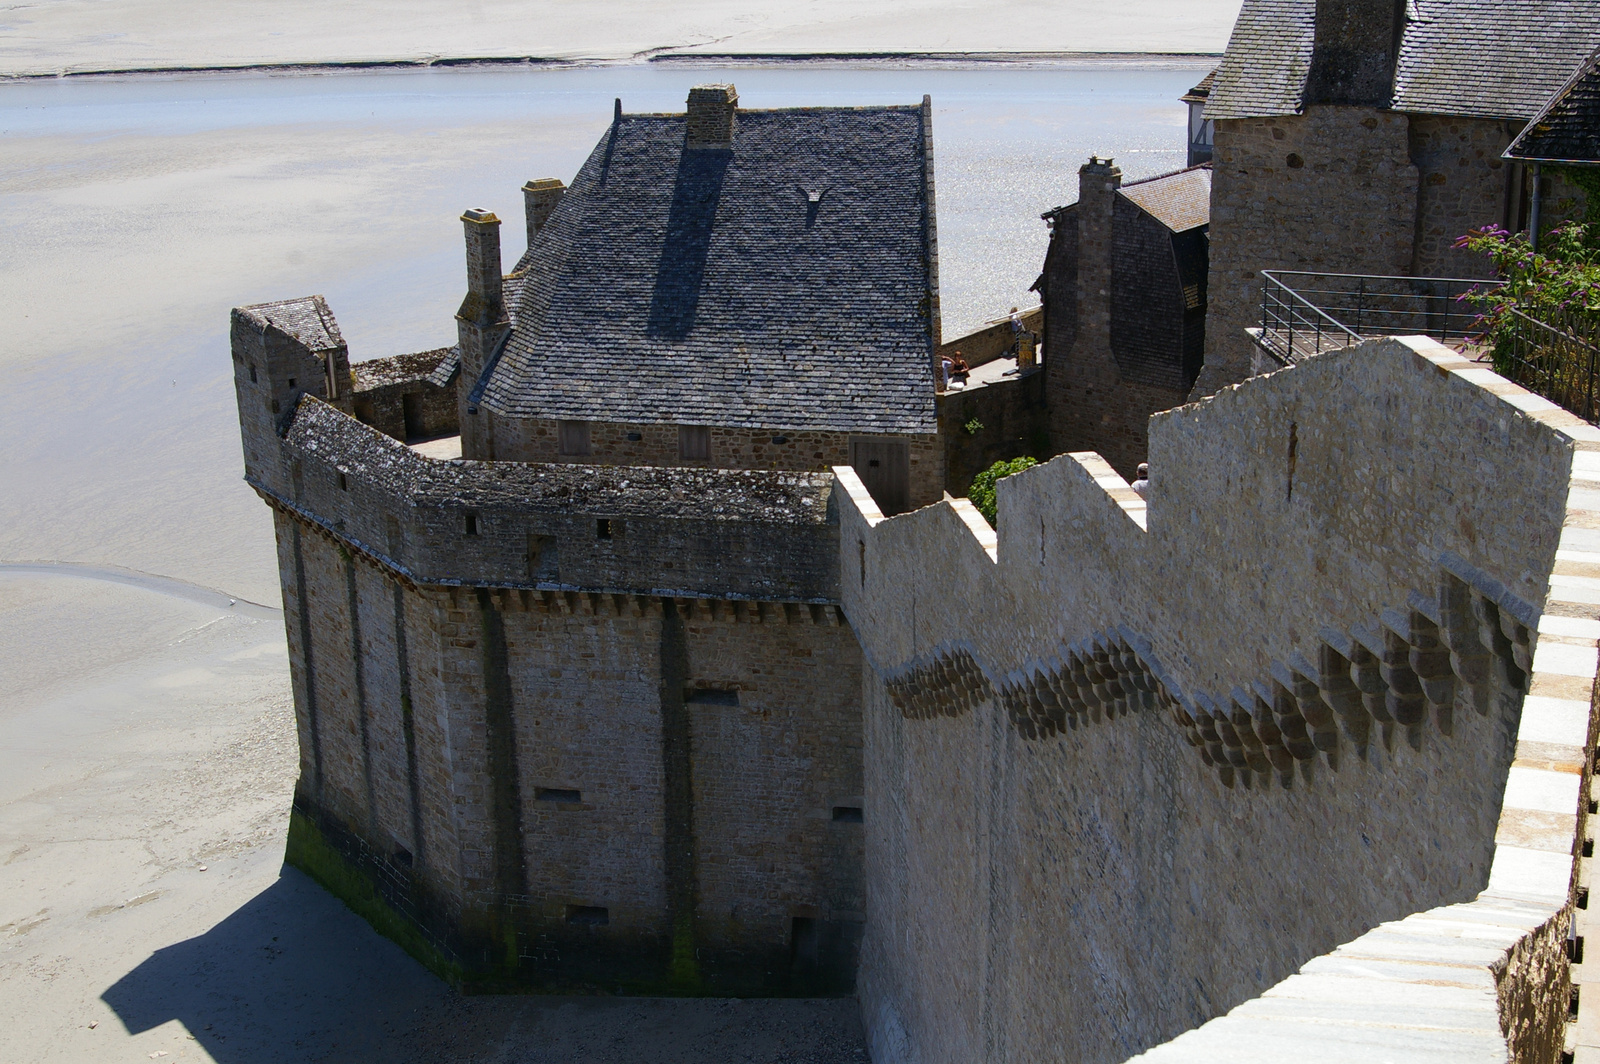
[337, 471, 349, 492]
[566, 905, 609, 926]
[832, 806, 863, 823]
[679, 425, 711, 461]
[558, 420, 591, 456]
[858, 540, 866, 587]
[287, 377, 297, 389]
[1286, 422, 1299, 502]
[248, 363, 257, 383]
[596, 518, 612, 540]
[536, 787, 582, 803]
[465, 513, 479, 536]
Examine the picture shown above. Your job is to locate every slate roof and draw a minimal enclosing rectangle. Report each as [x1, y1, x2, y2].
[1181, 68, 1217, 106]
[476, 102, 940, 435]
[1207, 0, 1600, 121]
[1506, 45, 1600, 164]
[238, 295, 344, 353]
[351, 348, 453, 391]
[1206, 0, 1315, 120]
[1120, 166, 1212, 233]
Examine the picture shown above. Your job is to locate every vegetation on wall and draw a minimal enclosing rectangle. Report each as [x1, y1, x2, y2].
[1457, 221, 1600, 418]
[967, 456, 1037, 526]
[1457, 221, 1600, 324]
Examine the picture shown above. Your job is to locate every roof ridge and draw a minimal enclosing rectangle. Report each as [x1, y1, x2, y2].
[1120, 162, 1213, 190]
[619, 103, 925, 120]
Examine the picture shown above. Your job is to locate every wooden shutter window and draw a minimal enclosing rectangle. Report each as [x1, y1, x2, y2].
[679, 425, 711, 461]
[558, 420, 591, 456]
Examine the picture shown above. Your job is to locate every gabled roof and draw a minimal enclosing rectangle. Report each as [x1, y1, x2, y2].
[1207, 0, 1600, 121]
[1120, 166, 1211, 233]
[1506, 45, 1600, 164]
[237, 295, 344, 353]
[476, 101, 940, 435]
[1181, 68, 1218, 106]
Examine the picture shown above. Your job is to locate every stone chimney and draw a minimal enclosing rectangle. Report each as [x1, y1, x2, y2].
[1305, 0, 1405, 107]
[522, 178, 565, 246]
[455, 208, 509, 451]
[1075, 156, 1122, 377]
[458, 208, 504, 329]
[686, 84, 738, 150]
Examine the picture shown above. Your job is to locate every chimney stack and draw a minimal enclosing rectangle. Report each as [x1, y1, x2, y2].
[458, 208, 504, 328]
[686, 84, 738, 150]
[1305, 0, 1405, 107]
[455, 208, 510, 453]
[1075, 157, 1122, 379]
[522, 178, 566, 247]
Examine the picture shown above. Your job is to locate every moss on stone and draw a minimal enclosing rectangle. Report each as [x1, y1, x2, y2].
[283, 808, 463, 987]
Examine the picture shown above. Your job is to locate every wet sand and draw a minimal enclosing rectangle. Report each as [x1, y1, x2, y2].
[2, 1, 1238, 77]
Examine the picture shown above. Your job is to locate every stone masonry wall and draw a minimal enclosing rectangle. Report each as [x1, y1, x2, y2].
[272, 476, 864, 992]
[480, 415, 945, 514]
[936, 371, 1047, 497]
[237, 315, 864, 990]
[839, 337, 1597, 1063]
[1198, 107, 1419, 395]
[350, 348, 459, 442]
[1199, 108, 1591, 397]
[1040, 166, 1194, 480]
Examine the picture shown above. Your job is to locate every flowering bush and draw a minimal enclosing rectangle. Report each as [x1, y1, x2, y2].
[1454, 223, 1600, 374]
[1456, 223, 1600, 322]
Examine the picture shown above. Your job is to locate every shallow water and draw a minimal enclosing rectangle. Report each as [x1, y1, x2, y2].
[0, 61, 1208, 600]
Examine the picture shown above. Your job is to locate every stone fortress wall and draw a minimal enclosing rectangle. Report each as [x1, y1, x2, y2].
[1197, 106, 1589, 396]
[838, 336, 1600, 1062]
[231, 304, 866, 993]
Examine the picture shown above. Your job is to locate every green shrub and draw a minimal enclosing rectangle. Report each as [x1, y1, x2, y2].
[967, 456, 1037, 526]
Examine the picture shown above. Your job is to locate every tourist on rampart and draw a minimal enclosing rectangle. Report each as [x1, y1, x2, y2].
[1131, 462, 1149, 498]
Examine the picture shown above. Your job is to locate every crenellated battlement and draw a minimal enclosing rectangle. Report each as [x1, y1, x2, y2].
[841, 336, 1600, 1064]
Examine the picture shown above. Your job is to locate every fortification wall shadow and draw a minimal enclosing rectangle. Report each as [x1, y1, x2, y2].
[100, 864, 870, 1063]
[101, 867, 446, 1064]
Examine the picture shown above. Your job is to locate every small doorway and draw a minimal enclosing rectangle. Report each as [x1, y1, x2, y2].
[850, 437, 911, 516]
[402, 393, 426, 441]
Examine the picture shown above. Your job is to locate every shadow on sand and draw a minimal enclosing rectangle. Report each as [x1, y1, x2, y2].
[102, 866, 867, 1064]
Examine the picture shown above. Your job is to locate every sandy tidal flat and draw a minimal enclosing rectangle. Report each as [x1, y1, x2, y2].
[2, 0, 1240, 77]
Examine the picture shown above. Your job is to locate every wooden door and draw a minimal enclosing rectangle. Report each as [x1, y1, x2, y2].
[850, 437, 911, 516]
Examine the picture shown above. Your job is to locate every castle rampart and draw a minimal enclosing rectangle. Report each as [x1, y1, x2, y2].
[839, 336, 1599, 1062]
[232, 296, 865, 993]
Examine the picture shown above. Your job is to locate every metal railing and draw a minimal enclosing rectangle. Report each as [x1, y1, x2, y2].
[1256, 271, 1499, 364]
[1492, 306, 1600, 423]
